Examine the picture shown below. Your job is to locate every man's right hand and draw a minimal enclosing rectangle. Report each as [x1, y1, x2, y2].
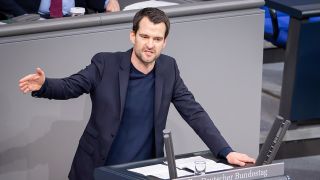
[19, 68, 45, 93]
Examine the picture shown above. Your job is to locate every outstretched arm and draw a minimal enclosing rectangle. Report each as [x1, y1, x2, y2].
[18, 53, 106, 100]
[19, 68, 45, 94]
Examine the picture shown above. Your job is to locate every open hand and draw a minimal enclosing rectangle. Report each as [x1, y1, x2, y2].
[19, 68, 45, 93]
[226, 152, 255, 166]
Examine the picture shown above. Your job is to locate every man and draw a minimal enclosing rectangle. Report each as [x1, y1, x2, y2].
[19, 8, 255, 180]
[0, 0, 119, 18]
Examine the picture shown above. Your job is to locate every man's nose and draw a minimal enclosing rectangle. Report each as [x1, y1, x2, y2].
[146, 39, 155, 48]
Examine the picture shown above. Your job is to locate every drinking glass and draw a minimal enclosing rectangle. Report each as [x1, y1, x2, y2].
[194, 160, 206, 175]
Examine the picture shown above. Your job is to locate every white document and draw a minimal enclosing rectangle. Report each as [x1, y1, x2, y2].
[174, 156, 233, 173]
[128, 164, 193, 179]
[123, 0, 179, 11]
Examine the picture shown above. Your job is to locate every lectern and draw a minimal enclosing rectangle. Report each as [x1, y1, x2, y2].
[94, 151, 289, 180]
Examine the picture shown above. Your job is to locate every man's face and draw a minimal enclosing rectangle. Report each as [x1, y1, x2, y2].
[130, 17, 167, 66]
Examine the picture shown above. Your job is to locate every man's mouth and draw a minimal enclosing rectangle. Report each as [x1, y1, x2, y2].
[144, 50, 154, 56]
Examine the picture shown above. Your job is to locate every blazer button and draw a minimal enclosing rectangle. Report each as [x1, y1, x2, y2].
[110, 134, 115, 138]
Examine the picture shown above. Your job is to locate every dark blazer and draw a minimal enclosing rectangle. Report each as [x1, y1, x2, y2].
[0, 0, 41, 16]
[33, 49, 230, 180]
[0, 0, 105, 17]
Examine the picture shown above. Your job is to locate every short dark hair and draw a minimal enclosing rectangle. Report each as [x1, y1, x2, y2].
[132, 8, 170, 38]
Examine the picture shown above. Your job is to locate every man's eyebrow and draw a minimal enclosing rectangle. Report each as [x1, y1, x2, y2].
[138, 33, 149, 37]
[154, 36, 164, 40]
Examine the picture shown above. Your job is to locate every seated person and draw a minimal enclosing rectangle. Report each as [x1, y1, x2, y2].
[0, 0, 120, 19]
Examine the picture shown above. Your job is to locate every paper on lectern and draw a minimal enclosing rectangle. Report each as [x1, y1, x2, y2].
[128, 164, 192, 179]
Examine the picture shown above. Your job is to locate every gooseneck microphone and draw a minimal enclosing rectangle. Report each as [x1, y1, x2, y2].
[163, 129, 177, 179]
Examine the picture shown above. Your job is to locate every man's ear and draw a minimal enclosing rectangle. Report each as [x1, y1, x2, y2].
[129, 31, 136, 44]
[162, 38, 167, 49]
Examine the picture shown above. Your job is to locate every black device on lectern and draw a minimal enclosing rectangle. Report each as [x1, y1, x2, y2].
[255, 115, 291, 166]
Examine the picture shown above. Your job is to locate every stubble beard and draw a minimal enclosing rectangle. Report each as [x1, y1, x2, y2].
[135, 49, 159, 67]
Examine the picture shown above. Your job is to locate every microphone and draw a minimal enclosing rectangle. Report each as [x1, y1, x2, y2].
[163, 129, 177, 179]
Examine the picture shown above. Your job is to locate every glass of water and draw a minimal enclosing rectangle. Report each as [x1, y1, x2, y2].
[194, 160, 206, 175]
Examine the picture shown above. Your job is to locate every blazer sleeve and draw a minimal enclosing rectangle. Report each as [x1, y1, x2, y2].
[171, 60, 231, 157]
[32, 53, 105, 100]
[0, 0, 27, 16]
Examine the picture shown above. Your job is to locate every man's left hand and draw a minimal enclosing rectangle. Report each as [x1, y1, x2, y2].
[226, 152, 255, 166]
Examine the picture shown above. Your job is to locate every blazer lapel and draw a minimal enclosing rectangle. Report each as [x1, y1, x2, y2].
[119, 50, 131, 121]
[154, 57, 164, 123]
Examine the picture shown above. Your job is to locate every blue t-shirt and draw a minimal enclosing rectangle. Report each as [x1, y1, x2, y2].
[105, 64, 155, 165]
